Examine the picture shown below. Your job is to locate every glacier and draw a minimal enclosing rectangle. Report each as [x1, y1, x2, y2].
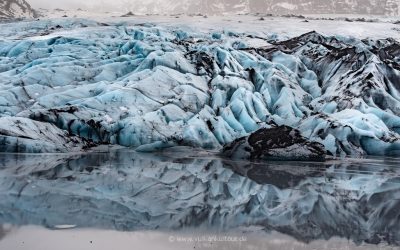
[0, 149, 399, 245]
[0, 18, 400, 157]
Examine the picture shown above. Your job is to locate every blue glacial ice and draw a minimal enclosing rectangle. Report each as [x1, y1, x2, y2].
[0, 19, 400, 156]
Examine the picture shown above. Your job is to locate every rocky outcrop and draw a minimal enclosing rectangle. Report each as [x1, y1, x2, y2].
[222, 126, 327, 161]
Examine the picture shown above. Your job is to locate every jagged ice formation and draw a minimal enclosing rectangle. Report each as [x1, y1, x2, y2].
[0, 19, 400, 156]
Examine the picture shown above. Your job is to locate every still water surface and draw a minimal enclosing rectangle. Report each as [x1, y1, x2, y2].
[0, 147, 399, 250]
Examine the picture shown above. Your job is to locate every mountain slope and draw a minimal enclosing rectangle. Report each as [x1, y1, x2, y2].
[105, 0, 399, 15]
[249, 0, 399, 15]
[0, 0, 37, 19]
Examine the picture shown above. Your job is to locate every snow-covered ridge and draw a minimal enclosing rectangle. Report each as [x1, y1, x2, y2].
[0, 18, 400, 156]
[80, 0, 399, 16]
[0, 0, 37, 19]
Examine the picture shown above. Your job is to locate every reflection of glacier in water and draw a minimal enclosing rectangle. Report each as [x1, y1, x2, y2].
[0, 148, 400, 246]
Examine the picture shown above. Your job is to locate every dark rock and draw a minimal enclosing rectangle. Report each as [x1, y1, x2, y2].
[121, 11, 135, 17]
[222, 126, 327, 161]
[222, 159, 325, 188]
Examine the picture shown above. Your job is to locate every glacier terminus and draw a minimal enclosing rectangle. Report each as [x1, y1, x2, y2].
[1, 4, 400, 249]
[1, 16, 400, 159]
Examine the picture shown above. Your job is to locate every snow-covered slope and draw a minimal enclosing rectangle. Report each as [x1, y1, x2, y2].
[82, 0, 399, 15]
[249, 0, 400, 15]
[0, 0, 37, 19]
[0, 17, 400, 156]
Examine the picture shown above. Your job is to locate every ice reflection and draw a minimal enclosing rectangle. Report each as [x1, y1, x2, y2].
[0, 148, 399, 246]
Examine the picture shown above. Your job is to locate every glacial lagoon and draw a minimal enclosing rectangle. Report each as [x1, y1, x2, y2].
[0, 147, 399, 249]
